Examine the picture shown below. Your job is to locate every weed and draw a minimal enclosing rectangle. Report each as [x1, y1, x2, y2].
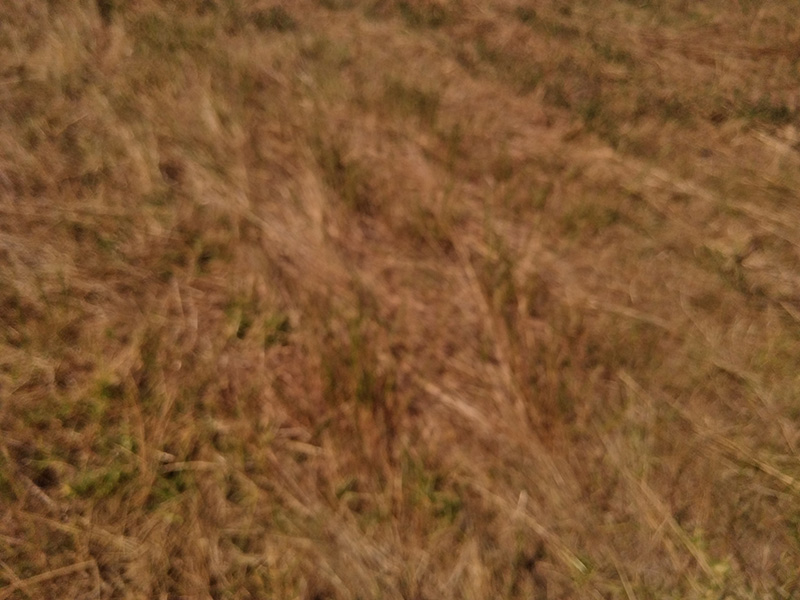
[228, 302, 254, 340]
[402, 453, 463, 523]
[146, 470, 193, 511]
[70, 463, 135, 499]
[264, 313, 292, 348]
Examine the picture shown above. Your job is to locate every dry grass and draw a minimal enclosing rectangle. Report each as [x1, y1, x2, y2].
[1, 0, 799, 598]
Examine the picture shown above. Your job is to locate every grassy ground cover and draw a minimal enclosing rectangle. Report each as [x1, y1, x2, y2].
[1, 0, 799, 597]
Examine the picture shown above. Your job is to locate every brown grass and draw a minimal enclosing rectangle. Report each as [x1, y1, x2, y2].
[2, 0, 799, 598]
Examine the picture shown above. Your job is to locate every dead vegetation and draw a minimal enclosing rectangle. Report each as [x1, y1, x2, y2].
[1, 0, 799, 598]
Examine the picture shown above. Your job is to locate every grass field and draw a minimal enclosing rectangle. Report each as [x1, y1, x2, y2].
[1, 0, 800, 598]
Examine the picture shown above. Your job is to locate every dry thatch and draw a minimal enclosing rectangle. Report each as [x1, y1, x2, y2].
[1, 0, 799, 598]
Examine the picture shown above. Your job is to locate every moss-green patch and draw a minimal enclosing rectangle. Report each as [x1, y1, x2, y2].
[401, 453, 463, 524]
[226, 298, 256, 340]
[69, 462, 136, 499]
[60, 395, 110, 432]
[264, 313, 291, 348]
[146, 469, 193, 511]
[335, 476, 359, 499]
[17, 394, 67, 430]
[225, 289, 290, 346]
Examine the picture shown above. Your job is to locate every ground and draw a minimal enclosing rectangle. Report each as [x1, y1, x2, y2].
[1, 0, 800, 598]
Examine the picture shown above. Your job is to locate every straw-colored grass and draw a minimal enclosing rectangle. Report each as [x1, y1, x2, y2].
[2, 1, 799, 597]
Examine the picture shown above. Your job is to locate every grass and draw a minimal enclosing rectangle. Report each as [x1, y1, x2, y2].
[1, 0, 800, 598]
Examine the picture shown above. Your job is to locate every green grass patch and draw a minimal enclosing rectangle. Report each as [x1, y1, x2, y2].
[69, 463, 136, 499]
[401, 453, 463, 524]
[264, 313, 292, 348]
[146, 469, 193, 511]
[737, 95, 796, 126]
